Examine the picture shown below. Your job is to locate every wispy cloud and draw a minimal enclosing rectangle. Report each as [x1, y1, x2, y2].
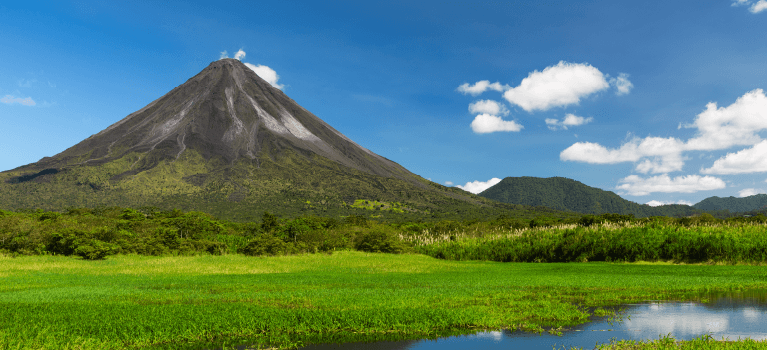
[219, 50, 228, 59]
[234, 49, 246, 60]
[732, 0, 767, 13]
[503, 61, 610, 112]
[617, 174, 725, 196]
[457, 177, 502, 194]
[545, 113, 593, 130]
[468, 99, 509, 116]
[609, 73, 634, 95]
[456, 80, 507, 96]
[1, 94, 36, 106]
[470, 114, 523, 133]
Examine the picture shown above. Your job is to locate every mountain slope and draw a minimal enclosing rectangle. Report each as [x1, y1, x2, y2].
[478, 176, 700, 218]
[693, 194, 767, 212]
[0, 59, 545, 222]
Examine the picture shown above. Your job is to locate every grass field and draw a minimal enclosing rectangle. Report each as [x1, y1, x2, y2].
[0, 252, 765, 349]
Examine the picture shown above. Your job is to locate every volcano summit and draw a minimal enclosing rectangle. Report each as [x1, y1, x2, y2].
[1, 59, 506, 220]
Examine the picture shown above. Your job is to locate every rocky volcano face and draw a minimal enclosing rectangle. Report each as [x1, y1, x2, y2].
[1, 59, 498, 220]
[29, 59, 410, 180]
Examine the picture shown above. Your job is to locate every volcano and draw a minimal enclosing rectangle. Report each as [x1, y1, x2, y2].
[0, 59, 511, 220]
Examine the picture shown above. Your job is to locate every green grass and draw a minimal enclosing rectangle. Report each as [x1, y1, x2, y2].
[577, 334, 767, 349]
[0, 252, 764, 349]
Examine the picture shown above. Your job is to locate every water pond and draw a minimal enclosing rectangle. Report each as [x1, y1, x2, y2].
[296, 289, 766, 350]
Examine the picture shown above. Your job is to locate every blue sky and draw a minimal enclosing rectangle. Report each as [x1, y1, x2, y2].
[1, 1, 766, 206]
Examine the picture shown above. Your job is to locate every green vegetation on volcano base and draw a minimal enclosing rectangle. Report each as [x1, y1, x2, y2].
[0, 253, 764, 350]
[0, 149, 563, 222]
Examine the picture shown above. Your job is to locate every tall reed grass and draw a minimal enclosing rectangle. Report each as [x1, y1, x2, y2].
[403, 221, 767, 264]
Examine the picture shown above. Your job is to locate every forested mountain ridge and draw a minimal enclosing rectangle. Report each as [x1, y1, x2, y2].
[478, 176, 701, 218]
[693, 194, 767, 212]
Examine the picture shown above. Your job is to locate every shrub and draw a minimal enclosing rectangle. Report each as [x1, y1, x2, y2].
[240, 235, 297, 256]
[354, 230, 410, 254]
[73, 239, 118, 260]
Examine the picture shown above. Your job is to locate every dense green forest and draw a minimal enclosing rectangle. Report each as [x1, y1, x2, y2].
[693, 194, 767, 212]
[1, 206, 764, 263]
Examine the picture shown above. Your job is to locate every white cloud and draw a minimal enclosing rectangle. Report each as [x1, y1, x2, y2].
[502, 61, 609, 112]
[219, 50, 228, 59]
[234, 49, 246, 60]
[609, 73, 633, 95]
[738, 188, 765, 197]
[244, 62, 284, 90]
[1, 95, 36, 106]
[751, 0, 767, 12]
[457, 177, 502, 194]
[616, 174, 726, 196]
[560, 89, 767, 173]
[470, 114, 523, 133]
[701, 140, 767, 174]
[561, 136, 686, 173]
[732, 0, 767, 12]
[444, 181, 454, 186]
[457, 80, 507, 96]
[645, 199, 694, 207]
[546, 113, 593, 130]
[683, 89, 767, 151]
[468, 100, 509, 116]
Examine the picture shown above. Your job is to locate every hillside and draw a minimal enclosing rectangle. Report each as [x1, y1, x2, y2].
[693, 194, 767, 213]
[478, 176, 701, 218]
[0, 59, 568, 222]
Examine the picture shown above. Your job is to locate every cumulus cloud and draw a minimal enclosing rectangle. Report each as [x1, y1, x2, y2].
[609, 73, 633, 95]
[645, 199, 694, 207]
[244, 62, 284, 90]
[616, 174, 726, 196]
[470, 114, 523, 133]
[219, 50, 228, 59]
[561, 136, 686, 173]
[444, 181, 454, 186]
[456, 177, 502, 194]
[1, 94, 36, 106]
[560, 89, 767, 173]
[683, 89, 767, 151]
[701, 139, 767, 174]
[468, 100, 509, 116]
[457, 80, 507, 96]
[502, 61, 609, 112]
[546, 113, 594, 130]
[234, 49, 246, 60]
[738, 188, 765, 197]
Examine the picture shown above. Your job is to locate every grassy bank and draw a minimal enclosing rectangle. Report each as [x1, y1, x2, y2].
[0, 252, 764, 349]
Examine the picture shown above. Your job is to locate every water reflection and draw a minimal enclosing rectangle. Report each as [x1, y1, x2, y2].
[297, 289, 766, 350]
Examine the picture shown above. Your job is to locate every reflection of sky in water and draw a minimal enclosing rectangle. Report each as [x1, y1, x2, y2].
[295, 290, 766, 350]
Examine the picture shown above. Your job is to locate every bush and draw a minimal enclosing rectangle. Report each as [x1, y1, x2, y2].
[354, 230, 410, 254]
[240, 235, 298, 256]
[73, 239, 118, 260]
